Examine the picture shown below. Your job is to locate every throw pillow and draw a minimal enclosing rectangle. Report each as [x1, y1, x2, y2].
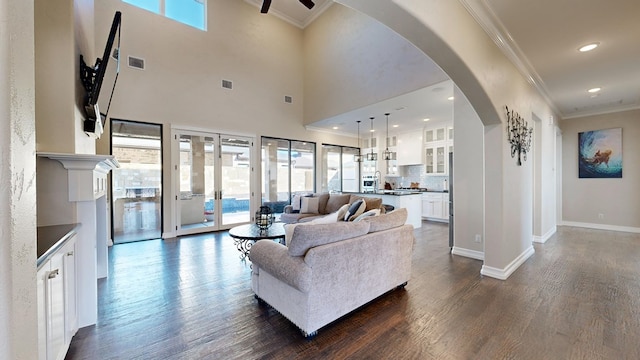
[309, 211, 339, 224]
[354, 208, 381, 222]
[291, 194, 302, 211]
[344, 199, 366, 221]
[336, 204, 350, 221]
[301, 196, 320, 214]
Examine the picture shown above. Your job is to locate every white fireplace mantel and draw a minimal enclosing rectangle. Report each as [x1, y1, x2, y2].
[37, 152, 119, 202]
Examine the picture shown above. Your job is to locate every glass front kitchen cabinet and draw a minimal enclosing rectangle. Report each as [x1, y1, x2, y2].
[425, 144, 447, 175]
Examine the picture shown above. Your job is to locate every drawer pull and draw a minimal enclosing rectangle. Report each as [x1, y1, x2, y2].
[47, 269, 59, 279]
[67, 251, 74, 256]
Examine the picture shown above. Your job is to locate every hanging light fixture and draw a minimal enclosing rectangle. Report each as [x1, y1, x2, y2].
[383, 112, 392, 161]
[366, 117, 378, 161]
[354, 120, 364, 162]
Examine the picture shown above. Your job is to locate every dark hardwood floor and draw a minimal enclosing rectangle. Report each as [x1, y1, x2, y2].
[66, 223, 640, 359]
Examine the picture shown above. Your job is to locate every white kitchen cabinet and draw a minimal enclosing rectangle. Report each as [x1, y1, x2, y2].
[425, 144, 447, 175]
[422, 192, 448, 222]
[424, 124, 453, 175]
[396, 132, 423, 166]
[37, 234, 77, 360]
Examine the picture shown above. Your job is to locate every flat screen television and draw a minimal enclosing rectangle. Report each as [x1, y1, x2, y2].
[80, 11, 122, 139]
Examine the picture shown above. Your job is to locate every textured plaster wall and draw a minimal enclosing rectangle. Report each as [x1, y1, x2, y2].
[561, 109, 640, 229]
[0, 0, 38, 358]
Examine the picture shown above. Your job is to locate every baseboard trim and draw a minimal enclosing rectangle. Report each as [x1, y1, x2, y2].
[480, 245, 535, 280]
[560, 221, 640, 234]
[532, 226, 557, 244]
[452, 247, 484, 260]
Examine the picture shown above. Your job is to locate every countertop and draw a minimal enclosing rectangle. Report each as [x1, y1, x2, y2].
[346, 191, 423, 196]
[37, 223, 80, 269]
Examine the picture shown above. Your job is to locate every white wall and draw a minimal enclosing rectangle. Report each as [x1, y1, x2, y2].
[35, 0, 96, 154]
[561, 109, 640, 230]
[92, 0, 357, 235]
[451, 86, 484, 257]
[303, 3, 448, 124]
[0, 0, 38, 359]
[339, 0, 559, 278]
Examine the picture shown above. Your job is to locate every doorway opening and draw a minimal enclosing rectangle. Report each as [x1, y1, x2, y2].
[174, 130, 254, 236]
[111, 119, 163, 244]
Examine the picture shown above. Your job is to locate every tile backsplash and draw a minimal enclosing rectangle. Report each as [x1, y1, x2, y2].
[385, 164, 448, 191]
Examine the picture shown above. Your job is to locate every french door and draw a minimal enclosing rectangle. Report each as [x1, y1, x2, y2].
[173, 129, 253, 235]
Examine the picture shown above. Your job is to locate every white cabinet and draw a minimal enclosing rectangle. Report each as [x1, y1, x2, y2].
[424, 124, 453, 175]
[37, 235, 77, 360]
[396, 132, 423, 166]
[422, 193, 449, 222]
[425, 144, 447, 175]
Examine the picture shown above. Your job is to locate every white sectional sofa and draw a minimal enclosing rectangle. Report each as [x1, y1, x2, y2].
[249, 208, 415, 337]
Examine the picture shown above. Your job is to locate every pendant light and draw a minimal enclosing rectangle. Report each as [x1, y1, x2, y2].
[354, 120, 363, 162]
[366, 117, 378, 161]
[383, 112, 392, 161]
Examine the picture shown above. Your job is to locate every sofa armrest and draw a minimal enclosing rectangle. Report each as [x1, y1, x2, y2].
[283, 205, 294, 214]
[249, 240, 312, 292]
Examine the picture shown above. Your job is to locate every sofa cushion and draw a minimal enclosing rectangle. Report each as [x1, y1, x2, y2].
[362, 208, 408, 233]
[336, 204, 350, 221]
[288, 221, 371, 256]
[349, 195, 383, 212]
[301, 196, 320, 214]
[325, 194, 351, 214]
[316, 193, 330, 214]
[354, 208, 380, 222]
[344, 199, 366, 221]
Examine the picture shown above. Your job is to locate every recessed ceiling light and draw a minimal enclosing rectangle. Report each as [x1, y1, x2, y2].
[332, 126, 339, 130]
[447, 96, 454, 101]
[423, 118, 430, 122]
[393, 124, 399, 128]
[370, 129, 375, 132]
[588, 87, 601, 93]
[579, 43, 599, 52]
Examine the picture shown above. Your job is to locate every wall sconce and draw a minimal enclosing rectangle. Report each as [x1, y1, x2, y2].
[366, 117, 378, 161]
[506, 106, 533, 166]
[354, 120, 363, 163]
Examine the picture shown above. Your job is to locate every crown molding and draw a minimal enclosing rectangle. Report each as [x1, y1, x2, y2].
[244, 0, 333, 29]
[459, 0, 562, 118]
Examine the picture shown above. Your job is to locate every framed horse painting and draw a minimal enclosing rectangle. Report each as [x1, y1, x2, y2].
[578, 128, 622, 178]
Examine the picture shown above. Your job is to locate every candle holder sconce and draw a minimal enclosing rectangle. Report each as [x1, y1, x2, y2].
[255, 205, 274, 231]
[506, 106, 533, 166]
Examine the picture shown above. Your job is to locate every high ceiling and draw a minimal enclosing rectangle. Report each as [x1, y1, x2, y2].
[247, 0, 640, 134]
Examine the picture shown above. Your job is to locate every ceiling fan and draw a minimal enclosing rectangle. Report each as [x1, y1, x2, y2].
[261, 0, 315, 14]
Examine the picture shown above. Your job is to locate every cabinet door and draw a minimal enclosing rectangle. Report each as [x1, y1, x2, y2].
[37, 264, 49, 360]
[425, 147, 434, 174]
[436, 146, 446, 174]
[436, 128, 445, 141]
[62, 238, 77, 345]
[48, 252, 66, 360]
[442, 194, 450, 219]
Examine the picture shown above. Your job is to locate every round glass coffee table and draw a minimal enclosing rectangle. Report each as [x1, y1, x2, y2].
[228, 222, 286, 260]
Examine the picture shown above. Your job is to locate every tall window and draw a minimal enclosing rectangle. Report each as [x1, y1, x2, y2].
[123, 0, 206, 30]
[261, 137, 316, 214]
[322, 144, 360, 193]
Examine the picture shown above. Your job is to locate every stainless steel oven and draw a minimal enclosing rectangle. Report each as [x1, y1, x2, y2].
[361, 175, 376, 192]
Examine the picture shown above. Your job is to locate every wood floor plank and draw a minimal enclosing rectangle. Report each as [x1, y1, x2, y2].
[66, 224, 640, 359]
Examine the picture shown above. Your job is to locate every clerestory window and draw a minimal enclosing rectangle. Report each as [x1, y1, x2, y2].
[123, 0, 206, 30]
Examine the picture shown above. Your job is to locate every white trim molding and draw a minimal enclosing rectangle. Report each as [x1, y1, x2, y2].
[452, 247, 484, 261]
[560, 221, 640, 234]
[533, 225, 557, 244]
[480, 245, 535, 280]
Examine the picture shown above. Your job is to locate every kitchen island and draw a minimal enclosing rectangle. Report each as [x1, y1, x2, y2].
[347, 191, 422, 228]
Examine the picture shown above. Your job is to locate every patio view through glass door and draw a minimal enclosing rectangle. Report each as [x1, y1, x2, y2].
[176, 131, 252, 235]
[111, 120, 163, 244]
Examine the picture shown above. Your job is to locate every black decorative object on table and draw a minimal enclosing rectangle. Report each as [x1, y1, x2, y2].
[255, 205, 274, 230]
[505, 106, 533, 166]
